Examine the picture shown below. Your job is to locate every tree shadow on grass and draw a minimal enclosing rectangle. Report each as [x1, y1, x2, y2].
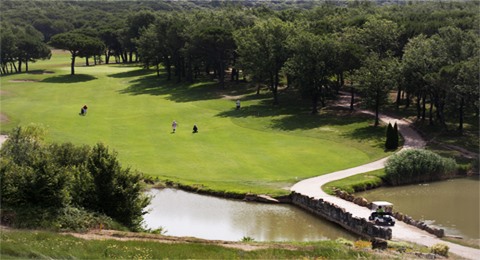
[108, 68, 154, 78]
[217, 100, 374, 131]
[28, 70, 54, 75]
[119, 73, 274, 103]
[272, 109, 379, 131]
[119, 75, 224, 102]
[341, 125, 387, 149]
[41, 74, 96, 83]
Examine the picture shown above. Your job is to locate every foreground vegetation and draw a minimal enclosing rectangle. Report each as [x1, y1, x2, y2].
[0, 125, 149, 231]
[0, 228, 437, 259]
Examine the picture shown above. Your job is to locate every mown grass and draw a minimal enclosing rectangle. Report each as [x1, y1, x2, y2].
[323, 169, 386, 195]
[0, 51, 392, 195]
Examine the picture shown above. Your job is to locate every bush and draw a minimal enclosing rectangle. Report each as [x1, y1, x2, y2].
[385, 149, 457, 185]
[0, 126, 151, 231]
[430, 243, 449, 257]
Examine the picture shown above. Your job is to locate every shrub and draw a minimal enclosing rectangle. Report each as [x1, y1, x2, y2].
[430, 243, 449, 257]
[0, 126, 72, 210]
[0, 126, 151, 231]
[385, 149, 457, 185]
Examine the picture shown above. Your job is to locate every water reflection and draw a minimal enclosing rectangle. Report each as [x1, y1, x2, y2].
[356, 177, 480, 240]
[143, 188, 357, 241]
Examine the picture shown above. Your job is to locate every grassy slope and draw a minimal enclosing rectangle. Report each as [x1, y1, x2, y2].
[0, 229, 402, 259]
[0, 52, 391, 195]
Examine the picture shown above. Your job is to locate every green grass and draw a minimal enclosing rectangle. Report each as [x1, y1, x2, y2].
[0, 229, 380, 259]
[0, 52, 392, 195]
[323, 169, 386, 195]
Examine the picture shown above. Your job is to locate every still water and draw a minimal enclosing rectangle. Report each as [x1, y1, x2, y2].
[356, 177, 480, 240]
[143, 188, 357, 242]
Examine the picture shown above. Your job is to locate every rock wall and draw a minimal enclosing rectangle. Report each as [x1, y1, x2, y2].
[291, 192, 392, 240]
[335, 190, 445, 238]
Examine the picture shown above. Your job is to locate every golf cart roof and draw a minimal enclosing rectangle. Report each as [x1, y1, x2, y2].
[372, 201, 393, 206]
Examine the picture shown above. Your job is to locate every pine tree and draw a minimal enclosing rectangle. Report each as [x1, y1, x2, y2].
[385, 123, 394, 149]
[393, 122, 399, 149]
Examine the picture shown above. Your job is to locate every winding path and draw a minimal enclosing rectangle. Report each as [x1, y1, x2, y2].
[290, 99, 480, 259]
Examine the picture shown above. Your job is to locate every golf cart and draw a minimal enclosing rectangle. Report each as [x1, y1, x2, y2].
[368, 201, 395, 226]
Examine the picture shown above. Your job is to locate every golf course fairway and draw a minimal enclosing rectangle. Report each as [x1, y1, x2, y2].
[0, 51, 391, 195]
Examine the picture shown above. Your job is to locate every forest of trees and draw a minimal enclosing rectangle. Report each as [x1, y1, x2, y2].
[1, 0, 478, 132]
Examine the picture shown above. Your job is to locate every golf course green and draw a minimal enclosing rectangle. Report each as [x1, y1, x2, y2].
[0, 51, 391, 195]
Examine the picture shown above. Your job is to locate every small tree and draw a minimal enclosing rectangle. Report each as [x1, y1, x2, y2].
[392, 122, 399, 149]
[85, 143, 150, 229]
[385, 123, 394, 150]
[385, 122, 399, 150]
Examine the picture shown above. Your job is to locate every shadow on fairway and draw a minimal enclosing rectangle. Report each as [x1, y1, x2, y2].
[217, 100, 378, 131]
[119, 75, 260, 103]
[341, 125, 386, 149]
[28, 70, 54, 75]
[41, 74, 97, 83]
[108, 69, 154, 78]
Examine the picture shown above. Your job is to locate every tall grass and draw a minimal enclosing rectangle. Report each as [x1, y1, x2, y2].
[0, 229, 374, 259]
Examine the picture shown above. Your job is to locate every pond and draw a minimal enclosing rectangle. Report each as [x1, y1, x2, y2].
[143, 188, 358, 242]
[356, 176, 480, 241]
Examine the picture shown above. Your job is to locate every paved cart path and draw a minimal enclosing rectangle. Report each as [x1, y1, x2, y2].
[291, 97, 479, 259]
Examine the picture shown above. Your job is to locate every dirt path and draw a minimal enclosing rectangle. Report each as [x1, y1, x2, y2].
[291, 93, 480, 260]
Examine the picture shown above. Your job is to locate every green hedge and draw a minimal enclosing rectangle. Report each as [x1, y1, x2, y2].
[385, 149, 457, 185]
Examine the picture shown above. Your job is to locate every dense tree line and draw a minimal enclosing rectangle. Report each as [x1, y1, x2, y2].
[0, 126, 150, 230]
[1, 1, 478, 131]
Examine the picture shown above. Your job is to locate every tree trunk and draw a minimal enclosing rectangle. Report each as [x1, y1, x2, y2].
[273, 72, 279, 105]
[395, 88, 401, 109]
[105, 51, 110, 64]
[421, 94, 426, 120]
[165, 56, 171, 81]
[11, 62, 18, 73]
[429, 95, 434, 126]
[311, 91, 319, 114]
[186, 57, 193, 83]
[405, 92, 411, 109]
[17, 59, 22, 73]
[374, 91, 380, 127]
[416, 93, 421, 120]
[86, 57, 90, 66]
[219, 62, 225, 89]
[458, 97, 464, 134]
[71, 54, 76, 75]
[350, 84, 355, 111]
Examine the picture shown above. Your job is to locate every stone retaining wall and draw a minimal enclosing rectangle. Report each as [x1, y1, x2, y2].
[335, 190, 445, 238]
[291, 192, 392, 240]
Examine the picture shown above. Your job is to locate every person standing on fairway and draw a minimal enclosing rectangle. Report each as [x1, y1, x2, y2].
[172, 120, 177, 133]
[236, 99, 241, 110]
